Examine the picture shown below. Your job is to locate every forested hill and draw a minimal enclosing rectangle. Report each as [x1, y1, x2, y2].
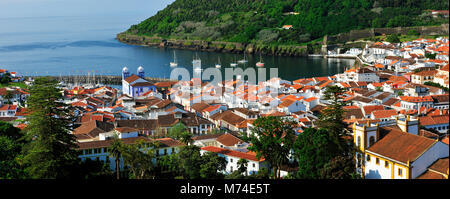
[123, 0, 449, 45]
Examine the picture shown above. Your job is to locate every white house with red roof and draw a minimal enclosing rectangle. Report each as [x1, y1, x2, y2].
[202, 104, 227, 120]
[200, 146, 270, 175]
[433, 64, 449, 88]
[337, 68, 380, 83]
[370, 109, 398, 121]
[419, 115, 449, 134]
[0, 104, 17, 117]
[399, 96, 434, 111]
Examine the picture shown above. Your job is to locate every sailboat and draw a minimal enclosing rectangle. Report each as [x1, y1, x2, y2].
[256, 53, 264, 67]
[215, 57, 222, 68]
[238, 52, 248, 64]
[230, 55, 237, 67]
[170, 51, 178, 67]
[193, 53, 202, 72]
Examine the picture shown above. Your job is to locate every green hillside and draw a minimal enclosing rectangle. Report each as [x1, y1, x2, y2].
[123, 0, 449, 46]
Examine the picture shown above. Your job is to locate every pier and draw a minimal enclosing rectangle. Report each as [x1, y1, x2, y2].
[30, 75, 175, 85]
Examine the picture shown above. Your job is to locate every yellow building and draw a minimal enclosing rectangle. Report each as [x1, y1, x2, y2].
[353, 117, 449, 179]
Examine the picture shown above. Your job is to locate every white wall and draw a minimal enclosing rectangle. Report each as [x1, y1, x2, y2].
[411, 141, 449, 179]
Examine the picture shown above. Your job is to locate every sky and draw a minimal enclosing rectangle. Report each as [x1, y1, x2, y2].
[0, 0, 175, 18]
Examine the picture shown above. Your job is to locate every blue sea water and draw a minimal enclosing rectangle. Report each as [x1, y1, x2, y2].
[0, 2, 354, 81]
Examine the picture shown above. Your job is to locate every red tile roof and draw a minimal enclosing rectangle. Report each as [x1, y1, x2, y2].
[155, 138, 185, 148]
[15, 108, 31, 116]
[413, 70, 438, 77]
[419, 115, 450, 126]
[362, 105, 384, 116]
[400, 96, 433, 103]
[0, 104, 17, 111]
[124, 74, 141, 84]
[304, 97, 318, 103]
[371, 109, 398, 119]
[216, 133, 243, 146]
[203, 104, 221, 113]
[201, 146, 265, 162]
[367, 127, 437, 164]
[427, 158, 449, 175]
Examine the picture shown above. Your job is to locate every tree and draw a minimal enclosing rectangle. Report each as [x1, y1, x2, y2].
[177, 145, 203, 179]
[385, 34, 400, 43]
[158, 153, 181, 178]
[307, 85, 357, 179]
[293, 128, 341, 179]
[121, 139, 158, 179]
[316, 86, 350, 152]
[0, 121, 22, 140]
[199, 152, 226, 179]
[168, 122, 187, 139]
[237, 158, 249, 176]
[319, 155, 360, 179]
[169, 122, 193, 145]
[0, 121, 25, 179]
[0, 136, 26, 179]
[4, 90, 13, 104]
[0, 73, 11, 84]
[180, 131, 193, 145]
[243, 116, 297, 179]
[248, 167, 270, 179]
[109, 136, 124, 180]
[22, 77, 79, 179]
[425, 53, 436, 59]
[407, 29, 420, 36]
[74, 158, 114, 180]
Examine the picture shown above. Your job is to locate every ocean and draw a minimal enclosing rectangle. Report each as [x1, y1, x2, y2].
[0, 7, 354, 81]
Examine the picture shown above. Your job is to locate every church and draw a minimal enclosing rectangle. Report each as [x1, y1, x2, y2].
[122, 66, 157, 98]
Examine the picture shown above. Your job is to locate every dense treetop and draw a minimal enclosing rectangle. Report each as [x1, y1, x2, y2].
[124, 0, 449, 45]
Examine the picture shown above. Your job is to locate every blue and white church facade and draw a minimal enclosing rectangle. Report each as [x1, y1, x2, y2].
[122, 66, 157, 98]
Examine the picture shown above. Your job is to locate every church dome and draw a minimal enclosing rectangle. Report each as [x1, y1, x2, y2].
[122, 66, 129, 73]
[137, 66, 144, 73]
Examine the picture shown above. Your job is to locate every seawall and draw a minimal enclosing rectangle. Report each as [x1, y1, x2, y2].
[116, 33, 310, 57]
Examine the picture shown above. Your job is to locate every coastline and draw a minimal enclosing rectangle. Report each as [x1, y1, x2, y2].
[116, 33, 313, 57]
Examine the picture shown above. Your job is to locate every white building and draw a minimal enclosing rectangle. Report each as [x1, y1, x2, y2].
[121, 66, 157, 98]
[77, 136, 184, 172]
[200, 146, 270, 176]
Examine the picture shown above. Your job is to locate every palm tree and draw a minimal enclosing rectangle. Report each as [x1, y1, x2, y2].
[109, 136, 124, 179]
[180, 131, 193, 146]
[237, 158, 249, 176]
[4, 90, 13, 104]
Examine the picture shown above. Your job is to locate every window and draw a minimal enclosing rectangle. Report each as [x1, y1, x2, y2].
[369, 136, 375, 147]
[357, 136, 361, 147]
[252, 163, 255, 168]
[376, 158, 380, 165]
[230, 158, 233, 163]
[398, 168, 403, 177]
[366, 155, 371, 162]
[385, 161, 389, 168]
